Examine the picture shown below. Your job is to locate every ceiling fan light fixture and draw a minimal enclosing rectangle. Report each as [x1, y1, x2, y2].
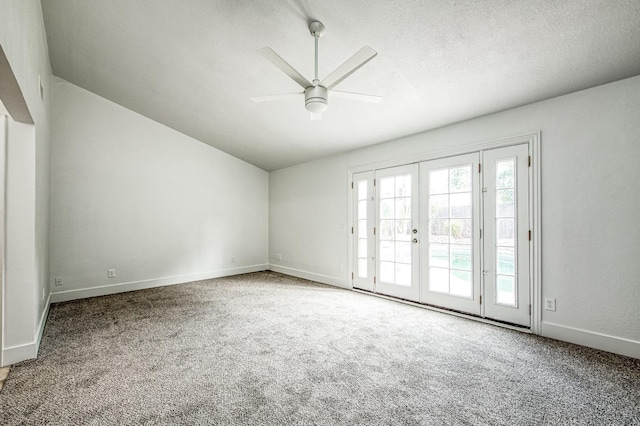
[305, 85, 328, 113]
[253, 20, 380, 119]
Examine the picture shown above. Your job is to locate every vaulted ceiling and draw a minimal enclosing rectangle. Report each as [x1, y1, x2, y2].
[41, 0, 640, 171]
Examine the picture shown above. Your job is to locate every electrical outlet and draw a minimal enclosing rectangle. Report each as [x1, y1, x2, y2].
[54, 277, 63, 286]
[339, 263, 344, 271]
[544, 298, 556, 311]
[42, 287, 46, 301]
[108, 269, 116, 278]
[231, 256, 235, 263]
[277, 254, 282, 260]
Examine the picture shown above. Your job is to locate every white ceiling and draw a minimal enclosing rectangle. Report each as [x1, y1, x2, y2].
[41, 0, 640, 171]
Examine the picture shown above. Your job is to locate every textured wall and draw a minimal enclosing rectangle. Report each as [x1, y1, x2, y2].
[50, 78, 268, 300]
[270, 75, 640, 357]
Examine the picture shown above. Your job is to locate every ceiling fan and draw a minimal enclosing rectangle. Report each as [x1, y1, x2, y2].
[251, 20, 381, 120]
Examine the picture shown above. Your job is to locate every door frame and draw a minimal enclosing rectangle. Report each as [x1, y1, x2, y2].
[348, 132, 541, 334]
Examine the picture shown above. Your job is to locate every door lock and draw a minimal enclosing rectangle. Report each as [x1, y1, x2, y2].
[412, 229, 418, 234]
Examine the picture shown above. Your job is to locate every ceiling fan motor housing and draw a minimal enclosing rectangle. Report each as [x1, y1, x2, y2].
[305, 85, 328, 113]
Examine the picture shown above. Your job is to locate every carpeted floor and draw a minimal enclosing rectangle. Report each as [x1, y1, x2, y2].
[1, 271, 639, 425]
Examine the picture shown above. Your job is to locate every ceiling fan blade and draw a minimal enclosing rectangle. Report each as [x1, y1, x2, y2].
[331, 90, 382, 103]
[258, 47, 312, 89]
[250, 93, 303, 103]
[320, 46, 377, 90]
[310, 112, 322, 120]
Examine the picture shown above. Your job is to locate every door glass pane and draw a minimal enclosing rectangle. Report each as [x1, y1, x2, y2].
[450, 193, 471, 218]
[430, 194, 448, 218]
[496, 275, 516, 306]
[358, 219, 367, 236]
[395, 220, 411, 241]
[395, 175, 411, 197]
[395, 197, 411, 219]
[450, 245, 472, 271]
[380, 199, 394, 219]
[450, 219, 472, 244]
[396, 264, 411, 286]
[358, 200, 367, 219]
[429, 244, 449, 268]
[450, 167, 471, 192]
[429, 267, 449, 293]
[380, 241, 394, 261]
[358, 259, 367, 278]
[358, 181, 367, 199]
[496, 160, 514, 189]
[380, 261, 395, 283]
[497, 189, 514, 217]
[450, 270, 472, 298]
[496, 219, 515, 246]
[430, 219, 449, 243]
[429, 169, 448, 194]
[380, 220, 394, 239]
[358, 239, 367, 258]
[494, 158, 517, 307]
[380, 177, 394, 198]
[427, 165, 473, 299]
[395, 242, 411, 263]
[497, 247, 515, 275]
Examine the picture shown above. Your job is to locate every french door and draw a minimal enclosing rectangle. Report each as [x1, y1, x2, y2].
[420, 153, 481, 315]
[352, 144, 531, 327]
[482, 145, 530, 326]
[374, 165, 419, 301]
[352, 171, 375, 292]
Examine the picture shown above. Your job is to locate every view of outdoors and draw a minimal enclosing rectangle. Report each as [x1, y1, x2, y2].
[379, 174, 412, 286]
[495, 159, 517, 306]
[357, 180, 368, 278]
[428, 165, 473, 298]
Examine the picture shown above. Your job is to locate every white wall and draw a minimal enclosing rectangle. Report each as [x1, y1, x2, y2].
[4, 120, 36, 352]
[270, 75, 640, 358]
[0, 0, 52, 365]
[50, 78, 268, 302]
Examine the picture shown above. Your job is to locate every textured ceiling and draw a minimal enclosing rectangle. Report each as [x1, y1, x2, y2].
[41, 0, 640, 171]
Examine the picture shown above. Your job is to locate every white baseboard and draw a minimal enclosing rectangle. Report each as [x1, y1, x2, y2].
[542, 322, 640, 359]
[2, 293, 52, 367]
[2, 341, 37, 367]
[50, 264, 269, 303]
[36, 292, 52, 349]
[268, 264, 350, 289]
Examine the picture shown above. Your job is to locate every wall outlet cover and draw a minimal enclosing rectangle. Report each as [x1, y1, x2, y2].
[544, 298, 556, 311]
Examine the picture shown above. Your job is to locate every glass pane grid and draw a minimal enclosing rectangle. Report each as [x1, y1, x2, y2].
[357, 180, 368, 279]
[494, 158, 517, 307]
[428, 165, 473, 299]
[379, 174, 413, 287]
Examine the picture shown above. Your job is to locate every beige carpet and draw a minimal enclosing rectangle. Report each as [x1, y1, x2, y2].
[1, 271, 639, 425]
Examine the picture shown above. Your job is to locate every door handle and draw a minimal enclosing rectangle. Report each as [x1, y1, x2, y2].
[412, 238, 418, 244]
